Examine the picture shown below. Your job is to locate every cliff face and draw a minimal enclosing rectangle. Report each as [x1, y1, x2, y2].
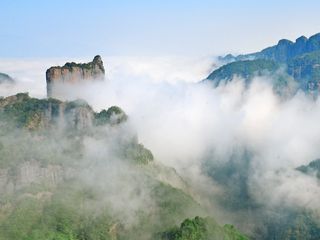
[0, 161, 72, 195]
[46, 55, 105, 98]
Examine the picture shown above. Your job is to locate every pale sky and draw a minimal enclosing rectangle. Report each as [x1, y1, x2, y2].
[1, 0, 320, 57]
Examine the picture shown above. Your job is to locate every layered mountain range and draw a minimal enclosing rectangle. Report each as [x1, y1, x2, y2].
[207, 33, 320, 94]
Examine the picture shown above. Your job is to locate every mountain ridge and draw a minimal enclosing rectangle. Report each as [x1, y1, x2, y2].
[220, 33, 320, 63]
[208, 32, 320, 94]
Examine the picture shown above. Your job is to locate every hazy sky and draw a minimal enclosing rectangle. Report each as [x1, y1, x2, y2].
[1, 0, 320, 57]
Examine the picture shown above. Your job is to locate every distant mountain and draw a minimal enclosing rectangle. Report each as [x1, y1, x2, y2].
[296, 159, 320, 179]
[208, 33, 320, 94]
[0, 72, 14, 84]
[207, 59, 280, 86]
[220, 33, 320, 63]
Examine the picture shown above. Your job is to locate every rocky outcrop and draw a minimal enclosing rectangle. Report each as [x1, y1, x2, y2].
[0, 92, 29, 108]
[63, 100, 95, 130]
[46, 55, 105, 98]
[0, 93, 95, 130]
[0, 93, 126, 131]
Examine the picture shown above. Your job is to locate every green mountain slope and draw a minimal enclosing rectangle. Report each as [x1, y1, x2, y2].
[0, 93, 247, 240]
[156, 216, 248, 240]
[208, 33, 320, 94]
[220, 33, 320, 63]
[207, 59, 280, 86]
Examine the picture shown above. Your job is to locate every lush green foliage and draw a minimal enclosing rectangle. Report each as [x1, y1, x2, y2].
[207, 59, 280, 85]
[224, 33, 320, 63]
[0, 183, 114, 240]
[53, 55, 103, 72]
[0, 93, 127, 130]
[280, 212, 320, 240]
[95, 106, 127, 125]
[203, 150, 256, 210]
[0, 93, 61, 128]
[0, 176, 208, 240]
[0, 93, 249, 240]
[157, 217, 248, 240]
[210, 33, 320, 94]
[288, 50, 320, 92]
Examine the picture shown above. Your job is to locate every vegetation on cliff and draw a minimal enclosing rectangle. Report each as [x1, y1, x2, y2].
[0, 93, 247, 240]
[157, 216, 248, 240]
[208, 33, 320, 94]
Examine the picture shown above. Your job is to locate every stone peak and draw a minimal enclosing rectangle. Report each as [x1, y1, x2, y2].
[46, 55, 105, 98]
[296, 35, 307, 42]
[93, 55, 102, 62]
[277, 39, 293, 46]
